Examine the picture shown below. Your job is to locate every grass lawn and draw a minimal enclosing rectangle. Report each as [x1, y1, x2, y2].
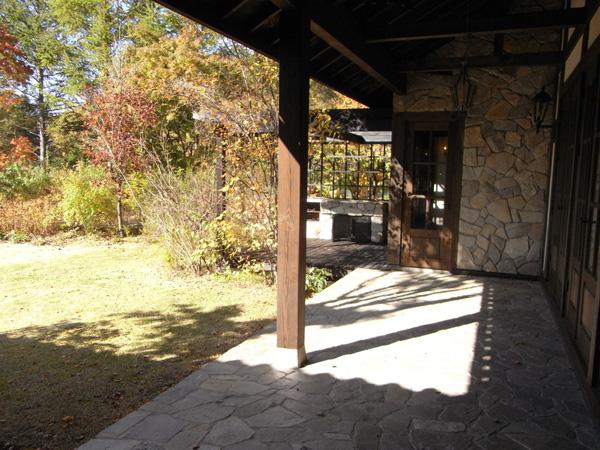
[0, 239, 275, 450]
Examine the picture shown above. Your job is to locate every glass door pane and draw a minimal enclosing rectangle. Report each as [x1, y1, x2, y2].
[410, 131, 448, 230]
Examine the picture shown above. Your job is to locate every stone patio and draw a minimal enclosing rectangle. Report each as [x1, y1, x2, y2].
[307, 238, 387, 270]
[81, 269, 600, 449]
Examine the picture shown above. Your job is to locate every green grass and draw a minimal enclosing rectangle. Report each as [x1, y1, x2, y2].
[0, 239, 275, 449]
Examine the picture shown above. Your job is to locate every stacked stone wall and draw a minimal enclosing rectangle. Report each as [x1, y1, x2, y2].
[393, 32, 559, 275]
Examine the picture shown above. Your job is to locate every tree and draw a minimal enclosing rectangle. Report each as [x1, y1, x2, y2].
[49, 0, 183, 78]
[0, 25, 31, 110]
[47, 109, 86, 166]
[0, 0, 88, 165]
[123, 24, 362, 262]
[0, 25, 35, 165]
[124, 24, 217, 167]
[0, 136, 36, 168]
[0, 100, 36, 158]
[0, 0, 182, 166]
[84, 74, 157, 236]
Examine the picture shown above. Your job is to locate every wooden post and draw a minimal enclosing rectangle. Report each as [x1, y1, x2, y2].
[276, 3, 309, 367]
[387, 113, 405, 264]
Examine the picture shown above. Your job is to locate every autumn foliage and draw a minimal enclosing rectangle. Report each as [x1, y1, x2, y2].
[83, 76, 157, 235]
[0, 25, 30, 110]
[0, 136, 36, 169]
[0, 25, 29, 82]
[0, 8, 358, 263]
[10, 135, 35, 162]
[84, 78, 158, 175]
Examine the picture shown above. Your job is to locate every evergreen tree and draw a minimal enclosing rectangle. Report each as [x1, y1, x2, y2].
[0, 0, 86, 164]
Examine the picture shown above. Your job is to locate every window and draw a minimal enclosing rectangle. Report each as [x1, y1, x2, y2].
[410, 131, 448, 230]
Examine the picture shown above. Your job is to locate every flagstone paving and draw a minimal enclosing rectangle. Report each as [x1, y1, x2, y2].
[81, 269, 600, 449]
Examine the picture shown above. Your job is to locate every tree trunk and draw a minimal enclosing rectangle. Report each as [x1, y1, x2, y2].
[116, 189, 124, 238]
[215, 141, 227, 215]
[36, 67, 47, 165]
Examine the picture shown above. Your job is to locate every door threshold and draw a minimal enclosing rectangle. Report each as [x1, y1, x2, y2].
[451, 267, 539, 281]
[397, 266, 450, 274]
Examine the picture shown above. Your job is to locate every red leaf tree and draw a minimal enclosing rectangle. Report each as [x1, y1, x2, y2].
[0, 25, 30, 110]
[84, 77, 157, 236]
[0, 136, 35, 169]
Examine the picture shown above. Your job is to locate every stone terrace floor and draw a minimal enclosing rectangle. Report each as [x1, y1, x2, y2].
[81, 269, 600, 450]
[307, 238, 387, 269]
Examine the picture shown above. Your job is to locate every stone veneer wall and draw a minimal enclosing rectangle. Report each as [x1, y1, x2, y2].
[393, 30, 559, 275]
[307, 199, 388, 243]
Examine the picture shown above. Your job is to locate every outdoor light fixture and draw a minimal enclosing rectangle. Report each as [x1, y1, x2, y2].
[530, 86, 553, 133]
[454, 66, 476, 113]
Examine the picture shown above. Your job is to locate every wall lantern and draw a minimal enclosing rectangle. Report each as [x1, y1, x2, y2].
[454, 66, 476, 113]
[530, 86, 552, 133]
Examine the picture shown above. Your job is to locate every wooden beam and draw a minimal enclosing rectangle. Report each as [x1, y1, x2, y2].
[250, 9, 280, 33]
[222, 0, 253, 20]
[309, 1, 406, 95]
[153, 0, 277, 58]
[395, 52, 563, 73]
[276, 3, 309, 366]
[368, 8, 587, 43]
[564, 0, 600, 60]
[270, 0, 293, 10]
[154, 0, 388, 108]
[387, 113, 405, 265]
[309, 68, 387, 107]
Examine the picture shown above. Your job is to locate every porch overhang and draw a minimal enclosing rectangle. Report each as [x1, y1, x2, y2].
[152, 0, 587, 367]
[153, 1, 581, 108]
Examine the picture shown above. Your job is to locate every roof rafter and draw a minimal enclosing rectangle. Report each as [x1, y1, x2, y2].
[153, 0, 386, 106]
[308, 1, 406, 96]
[395, 51, 563, 73]
[368, 8, 586, 43]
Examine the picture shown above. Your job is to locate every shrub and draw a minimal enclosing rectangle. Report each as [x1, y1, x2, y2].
[143, 167, 232, 274]
[0, 192, 62, 238]
[59, 164, 116, 234]
[0, 164, 52, 199]
[120, 172, 147, 235]
[210, 160, 277, 273]
[305, 267, 333, 297]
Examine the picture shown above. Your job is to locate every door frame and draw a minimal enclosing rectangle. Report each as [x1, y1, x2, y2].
[545, 51, 600, 388]
[547, 86, 582, 314]
[387, 111, 464, 270]
[567, 59, 600, 382]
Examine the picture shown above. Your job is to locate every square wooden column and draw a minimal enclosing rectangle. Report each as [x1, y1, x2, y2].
[387, 113, 405, 264]
[276, 3, 309, 367]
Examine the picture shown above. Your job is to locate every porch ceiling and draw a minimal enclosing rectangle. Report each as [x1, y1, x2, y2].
[154, 0, 583, 108]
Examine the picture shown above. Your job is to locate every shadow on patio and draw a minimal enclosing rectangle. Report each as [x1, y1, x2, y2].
[79, 269, 600, 449]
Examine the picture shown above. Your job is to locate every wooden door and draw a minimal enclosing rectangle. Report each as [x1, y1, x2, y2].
[547, 92, 579, 307]
[577, 65, 600, 375]
[565, 77, 586, 336]
[566, 77, 589, 350]
[589, 64, 600, 384]
[401, 120, 454, 269]
[566, 64, 600, 370]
